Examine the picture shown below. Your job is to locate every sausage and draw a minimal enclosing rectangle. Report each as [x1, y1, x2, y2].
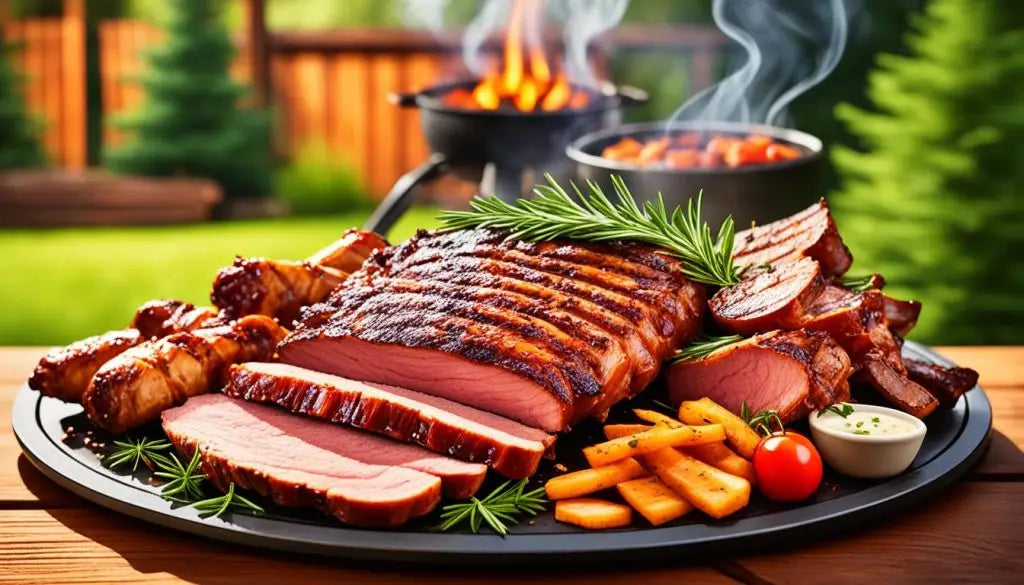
[83, 315, 288, 433]
[306, 228, 389, 273]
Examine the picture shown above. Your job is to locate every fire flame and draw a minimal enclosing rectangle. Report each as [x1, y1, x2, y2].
[446, 0, 591, 112]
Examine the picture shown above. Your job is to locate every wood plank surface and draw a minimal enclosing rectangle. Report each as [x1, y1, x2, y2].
[1, 347, 1022, 584]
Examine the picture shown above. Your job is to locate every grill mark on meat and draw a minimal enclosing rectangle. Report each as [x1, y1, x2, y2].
[710, 257, 824, 336]
[390, 254, 680, 350]
[162, 394, 443, 526]
[226, 363, 553, 479]
[323, 286, 602, 404]
[734, 199, 852, 276]
[381, 261, 664, 392]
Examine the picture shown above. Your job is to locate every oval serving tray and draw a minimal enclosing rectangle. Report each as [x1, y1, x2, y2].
[12, 341, 991, 567]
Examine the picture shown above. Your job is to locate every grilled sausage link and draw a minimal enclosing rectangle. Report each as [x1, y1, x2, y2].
[83, 315, 288, 433]
[29, 300, 221, 402]
[306, 228, 389, 273]
[211, 258, 349, 325]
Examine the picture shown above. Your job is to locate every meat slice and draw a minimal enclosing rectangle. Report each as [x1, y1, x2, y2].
[710, 257, 824, 336]
[801, 285, 905, 371]
[83, 315, 287, 433]
[733, 199, 852, 276]
[667, 330, 852, 423]
[225, 362, 554, 478]
[162, 394, 443, 526]
[854, 351, 939, 418]
[904, 359, 979, 409]
[883, 295, 922, 337]
[281, 230, 704, 432]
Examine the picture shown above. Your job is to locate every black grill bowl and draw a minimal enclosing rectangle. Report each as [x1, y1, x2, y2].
[567, 121, 825, 228]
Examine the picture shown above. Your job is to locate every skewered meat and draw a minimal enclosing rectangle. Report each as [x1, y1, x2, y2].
[904, 359, 979, 409]
[279, 229, 705, 432]
[83, 315, 287, 433]
[132, 299, 222, 339]
[225, 362, 555, 478]
[667, 329, 852, 423]
[29, 300, 221, 402]
[162, 394, 445, 526]
[211, 258, 349, 325]
[733, 198, 852, 276]
[306, 228, 389, 272]
[29, 329, 145, 402]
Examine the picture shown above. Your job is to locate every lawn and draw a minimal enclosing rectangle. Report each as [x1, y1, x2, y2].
[0, 207, 441, 346]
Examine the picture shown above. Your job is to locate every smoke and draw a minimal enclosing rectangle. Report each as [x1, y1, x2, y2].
[402, 0, 627, 87]
[670, 0, 851, 127]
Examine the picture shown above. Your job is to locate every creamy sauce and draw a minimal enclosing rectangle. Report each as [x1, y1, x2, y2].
[817, 406, 918, 437]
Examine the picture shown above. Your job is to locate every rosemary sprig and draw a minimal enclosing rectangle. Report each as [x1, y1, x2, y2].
[740, 401, 785, 437]
[192, 483, 264, 519]
[670, 334, 744, 364]
[438, 479, 547, 537]
[154, 449, 206, 502]
[651, 398, 676, 413]
[818, 403, 855, 418]
[841, 274, 880, 292]
[103, 437, 173, 472]
[439, 174, 740, 287]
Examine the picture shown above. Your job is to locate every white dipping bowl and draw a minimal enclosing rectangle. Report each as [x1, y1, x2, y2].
[808, 403, 927, 479]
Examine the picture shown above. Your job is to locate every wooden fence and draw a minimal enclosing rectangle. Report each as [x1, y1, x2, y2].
[8, 13, 728, 197]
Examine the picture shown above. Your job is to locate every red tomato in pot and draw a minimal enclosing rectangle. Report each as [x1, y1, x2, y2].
[753, 432, 823, 502]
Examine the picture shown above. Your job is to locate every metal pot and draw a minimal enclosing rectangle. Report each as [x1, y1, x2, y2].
[567, 121, 825, 229]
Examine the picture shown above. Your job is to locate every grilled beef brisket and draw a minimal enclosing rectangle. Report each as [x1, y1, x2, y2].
[709, 257, 824, 336]
[733, 198, 852, 276]
[667, 330, 852, 423]
[162, 394, 490, 525]
[225, 362, 554, 478]
[279, 229, 704, 431]
[904, 359, 979, 409]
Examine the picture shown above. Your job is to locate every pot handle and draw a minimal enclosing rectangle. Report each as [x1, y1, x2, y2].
[388, 92, 420, 108]
[613, 84, 649, 108]
[363, 153, 447, 236]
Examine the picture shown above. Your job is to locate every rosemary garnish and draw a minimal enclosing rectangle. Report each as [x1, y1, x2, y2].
[439, 174, 740, 287]
[437, 479, 547, 537]
[740, 401, 785, 437]
[670, 334, 744, 364]
[103, 437, 173, 472]
[154, 449, 206, 502]
[841, 274, 879, 292]
[818, 403, 855, 418]
[192, 482, 265, 519]
[651, 398, 676, 412]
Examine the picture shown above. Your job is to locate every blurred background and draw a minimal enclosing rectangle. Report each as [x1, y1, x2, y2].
[0, 0, 1021, 346]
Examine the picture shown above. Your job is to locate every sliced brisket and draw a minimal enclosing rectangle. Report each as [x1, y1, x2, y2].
[733, 199, 852, 276]
[162, 394, 483, 525]
[853, 351, 939, 418]
[710, 257, 824, 336]
[280, 229, 704, 432]
[225, 362, 554, 478]
[667, 329, 852, 423]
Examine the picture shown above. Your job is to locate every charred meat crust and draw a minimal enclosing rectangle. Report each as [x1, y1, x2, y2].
[710, 257, 824, 335]
[733, 198, 853, 276]
[29, 329, 145, 402]
[225, 363, 553, 479]
[853, 351, 939, 418]
[211, 257, 349, 326]
[306, 228, 390, 273]
[904, 359, 979, 409]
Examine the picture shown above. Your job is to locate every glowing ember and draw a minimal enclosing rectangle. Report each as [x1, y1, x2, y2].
[445, 0, 591, 112]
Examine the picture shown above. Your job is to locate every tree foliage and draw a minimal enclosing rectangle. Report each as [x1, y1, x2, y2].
[832, 0, 1024, 344]
[104, 0, 272, 198]
[0, 29, 46, 170]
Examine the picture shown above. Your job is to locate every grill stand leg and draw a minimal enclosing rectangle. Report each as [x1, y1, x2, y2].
[363, 153, 447, 236]
[480, 162, 525, 202]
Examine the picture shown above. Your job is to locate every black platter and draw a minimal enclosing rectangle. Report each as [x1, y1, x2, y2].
[12, 342, 990, 567]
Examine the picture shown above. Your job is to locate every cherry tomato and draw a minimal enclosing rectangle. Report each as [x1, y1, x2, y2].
[753, 431, 823, 502]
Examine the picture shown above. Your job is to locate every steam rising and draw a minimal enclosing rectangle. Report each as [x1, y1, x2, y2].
[671, 0, 850, 126]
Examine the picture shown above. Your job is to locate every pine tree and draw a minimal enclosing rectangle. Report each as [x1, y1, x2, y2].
[105, 0, 271, 198]
[832, 0, 1024, 345]
[0, 28, 46, 170]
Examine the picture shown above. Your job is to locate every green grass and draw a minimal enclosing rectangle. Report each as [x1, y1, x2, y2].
[0, 207, 441, 346]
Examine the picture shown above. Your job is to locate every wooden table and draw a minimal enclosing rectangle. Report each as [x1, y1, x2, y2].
[2, 347, 1022, 584]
